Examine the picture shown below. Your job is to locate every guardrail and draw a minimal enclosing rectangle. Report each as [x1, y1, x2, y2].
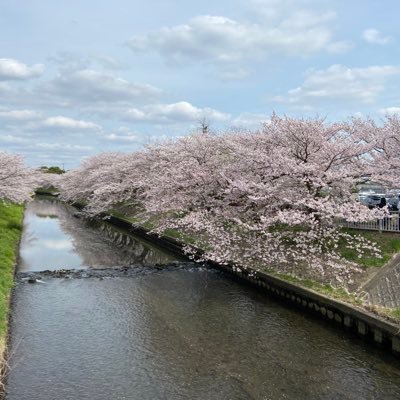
[341, 212, 400, 232]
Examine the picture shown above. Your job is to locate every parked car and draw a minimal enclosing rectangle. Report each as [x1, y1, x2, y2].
[359, 193, 400, 210]
[359, 193, 384, 208]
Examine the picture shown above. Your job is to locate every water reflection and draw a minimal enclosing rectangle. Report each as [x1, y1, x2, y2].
[18, 197, 177, 271]
[7, 268, 400, 400]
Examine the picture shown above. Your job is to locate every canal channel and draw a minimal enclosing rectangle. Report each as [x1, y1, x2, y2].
[6, 197, 400, 399]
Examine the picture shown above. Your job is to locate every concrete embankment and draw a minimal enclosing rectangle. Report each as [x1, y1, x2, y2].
[95, 211, 400, 355]
[362, 253, 400, 308]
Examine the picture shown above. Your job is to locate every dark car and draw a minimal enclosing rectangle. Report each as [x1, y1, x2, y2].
[359, 194, 385, 209]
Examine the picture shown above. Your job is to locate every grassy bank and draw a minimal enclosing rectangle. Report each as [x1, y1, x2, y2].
[0, 203, 24, 353]
[339, 229, 400, 268]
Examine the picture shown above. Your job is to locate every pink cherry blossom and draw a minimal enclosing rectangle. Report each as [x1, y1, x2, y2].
[0, 152, 38, 203]
[59, 114, 400, 286]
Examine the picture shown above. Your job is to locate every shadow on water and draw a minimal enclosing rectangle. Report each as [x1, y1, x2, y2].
[18, 197, 179, 272]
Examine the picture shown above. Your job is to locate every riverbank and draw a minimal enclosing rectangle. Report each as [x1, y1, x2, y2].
[0, 202, 24, 389]
[87, 210, 400, 352]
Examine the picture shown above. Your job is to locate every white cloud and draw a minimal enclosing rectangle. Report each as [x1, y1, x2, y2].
[379, 107, 400, 115]
[127, 12, 348, 77]
[106, 133, 139, 143]
[121, 101, 231, 123]
[41, 69, 162, 104]
[35, 142, 93, 151]
[0, 134, 29, 144]
[0, 109, 42, 121]
[123, 108, 147, 120]
[92, 55, 126, 70]
[231, 112, 269, 128]
[50, 52, 127, 71]
[275, 64, 400, 105]
[362, 29, 393, 45]
[104, 126, 144, 144]
[42, 116, 101, 131]
[0, 58, 44, 80]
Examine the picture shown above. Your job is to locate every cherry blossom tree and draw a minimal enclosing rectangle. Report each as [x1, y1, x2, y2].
[60, 152, 125, 206]
[138, 116, 384, 284]
[0, 152, 38, 203]
[37, 170, 62, 191]
[142, 133, 235, 214]
[366, 114, 400, 187]
[60, 151, 152, 216]
[59, 115, 394, 286]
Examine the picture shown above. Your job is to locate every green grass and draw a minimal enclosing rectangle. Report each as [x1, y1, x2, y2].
[267, 271, 362, 305]
[0, 202, 24, 348]
[162, 228, 197, 245]
[338, 229, 400, 268]
[361, 304, 400, 323]
[112, 208, 196, 241]
[389, 307, 400, 320]
[109, 208, 155, 228]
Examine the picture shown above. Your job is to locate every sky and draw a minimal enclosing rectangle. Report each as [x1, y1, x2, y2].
[0, 0, 399, 168]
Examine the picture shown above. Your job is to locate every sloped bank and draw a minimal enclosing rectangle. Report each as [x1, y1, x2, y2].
[91, 211, 400, 356]
[0, 203, 24, 398]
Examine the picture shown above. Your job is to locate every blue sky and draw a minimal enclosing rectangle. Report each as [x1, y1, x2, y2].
[0, 0, 399, 167]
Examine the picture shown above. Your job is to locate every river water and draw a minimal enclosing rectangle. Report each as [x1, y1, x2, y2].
[7, 198, 400, 399]
[18, 197, 177, 270]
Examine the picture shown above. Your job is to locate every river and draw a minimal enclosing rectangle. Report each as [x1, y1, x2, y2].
[6, 197, 400, 399]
